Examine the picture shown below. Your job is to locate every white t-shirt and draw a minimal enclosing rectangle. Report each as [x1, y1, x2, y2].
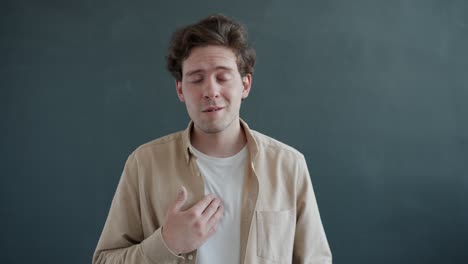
[191, 146, 247, 264]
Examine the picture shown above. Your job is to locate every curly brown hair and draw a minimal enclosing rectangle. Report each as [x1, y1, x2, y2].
[166, 14, 256, 81]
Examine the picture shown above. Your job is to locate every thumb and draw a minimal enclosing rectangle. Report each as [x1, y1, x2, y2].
[172, 186, 187, 212]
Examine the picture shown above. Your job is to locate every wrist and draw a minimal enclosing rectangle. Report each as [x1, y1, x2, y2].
[161, 226, 182, 256]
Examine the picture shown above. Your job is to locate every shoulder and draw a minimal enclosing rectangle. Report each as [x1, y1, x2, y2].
[129, 130, 185, 161]
[138, 131, 184, 150]
[250, 129, 305, 162]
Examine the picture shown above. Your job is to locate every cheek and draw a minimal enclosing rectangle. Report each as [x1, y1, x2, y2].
[227, 91, 243, 107]
[225, 83, 244, 97]
[183, 93, 202, 109]
[181, 88, 197, 101]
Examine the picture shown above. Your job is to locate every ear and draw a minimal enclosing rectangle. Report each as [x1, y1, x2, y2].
[176, 80, 185, 102]
[241, 74, 252, 99]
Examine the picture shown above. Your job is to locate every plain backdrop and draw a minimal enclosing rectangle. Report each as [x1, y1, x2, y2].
[2, 0, 467, 263]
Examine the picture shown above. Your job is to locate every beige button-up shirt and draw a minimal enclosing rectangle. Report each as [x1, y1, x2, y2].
[93, 120, 332, 264]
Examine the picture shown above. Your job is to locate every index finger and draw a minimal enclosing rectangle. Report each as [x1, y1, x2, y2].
[189, 194, 218, 215]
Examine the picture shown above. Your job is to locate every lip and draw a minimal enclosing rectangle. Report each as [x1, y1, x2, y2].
[202, 106, 224, 112]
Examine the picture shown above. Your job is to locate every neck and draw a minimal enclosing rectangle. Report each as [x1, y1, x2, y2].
[191, 119, 246, 158]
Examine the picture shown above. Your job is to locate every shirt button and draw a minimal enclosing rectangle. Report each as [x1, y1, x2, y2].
[188, 254, 193, 260]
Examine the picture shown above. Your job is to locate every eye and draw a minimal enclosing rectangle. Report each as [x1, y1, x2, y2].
[188, 77, 203, 84]
[217, 73, 233, 82]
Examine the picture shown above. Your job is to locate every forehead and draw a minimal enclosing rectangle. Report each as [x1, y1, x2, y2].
[182, 45, 238, 74]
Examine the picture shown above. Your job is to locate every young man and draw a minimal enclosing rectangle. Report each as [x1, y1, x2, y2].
[93, 14, 332, 264]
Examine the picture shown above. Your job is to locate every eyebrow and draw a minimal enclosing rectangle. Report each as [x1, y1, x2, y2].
[185, 66, 234, 76]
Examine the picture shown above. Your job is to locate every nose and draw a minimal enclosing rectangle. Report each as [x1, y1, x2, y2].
[203, 77, 220, 99]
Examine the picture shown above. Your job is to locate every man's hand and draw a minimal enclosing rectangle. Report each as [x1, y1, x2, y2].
[161, 186, 224, 255]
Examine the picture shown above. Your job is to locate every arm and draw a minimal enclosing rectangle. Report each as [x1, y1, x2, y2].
[92, 153, 182, 264]
[93, 153, 224, 264]
[293, 158, 332, 264]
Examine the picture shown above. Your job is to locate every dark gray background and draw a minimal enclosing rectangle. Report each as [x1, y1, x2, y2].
[2, 0, 467, 263]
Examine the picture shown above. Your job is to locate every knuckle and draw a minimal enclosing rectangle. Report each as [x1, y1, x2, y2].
[193, 219, 202, 229]
[196, 230, 204, 238]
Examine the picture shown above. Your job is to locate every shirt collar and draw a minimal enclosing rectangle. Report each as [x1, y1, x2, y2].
[181, 118, 259, 164]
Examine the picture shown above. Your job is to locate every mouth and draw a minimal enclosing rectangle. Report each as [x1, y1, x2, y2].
[202, 106, 224, 113]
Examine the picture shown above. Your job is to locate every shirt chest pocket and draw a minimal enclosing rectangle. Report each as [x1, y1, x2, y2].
[256, 209, 295, 263]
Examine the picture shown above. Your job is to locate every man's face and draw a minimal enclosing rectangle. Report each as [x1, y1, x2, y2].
[176, 45, 251, 134]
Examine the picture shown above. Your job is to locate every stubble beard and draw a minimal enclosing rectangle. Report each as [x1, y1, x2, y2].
[198, 119, 236, 134]
[196, 109, 238, 134]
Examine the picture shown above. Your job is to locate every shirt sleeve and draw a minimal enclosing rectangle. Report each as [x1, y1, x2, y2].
[92, 152, 184, 264]
[293, 157, 333, 264]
